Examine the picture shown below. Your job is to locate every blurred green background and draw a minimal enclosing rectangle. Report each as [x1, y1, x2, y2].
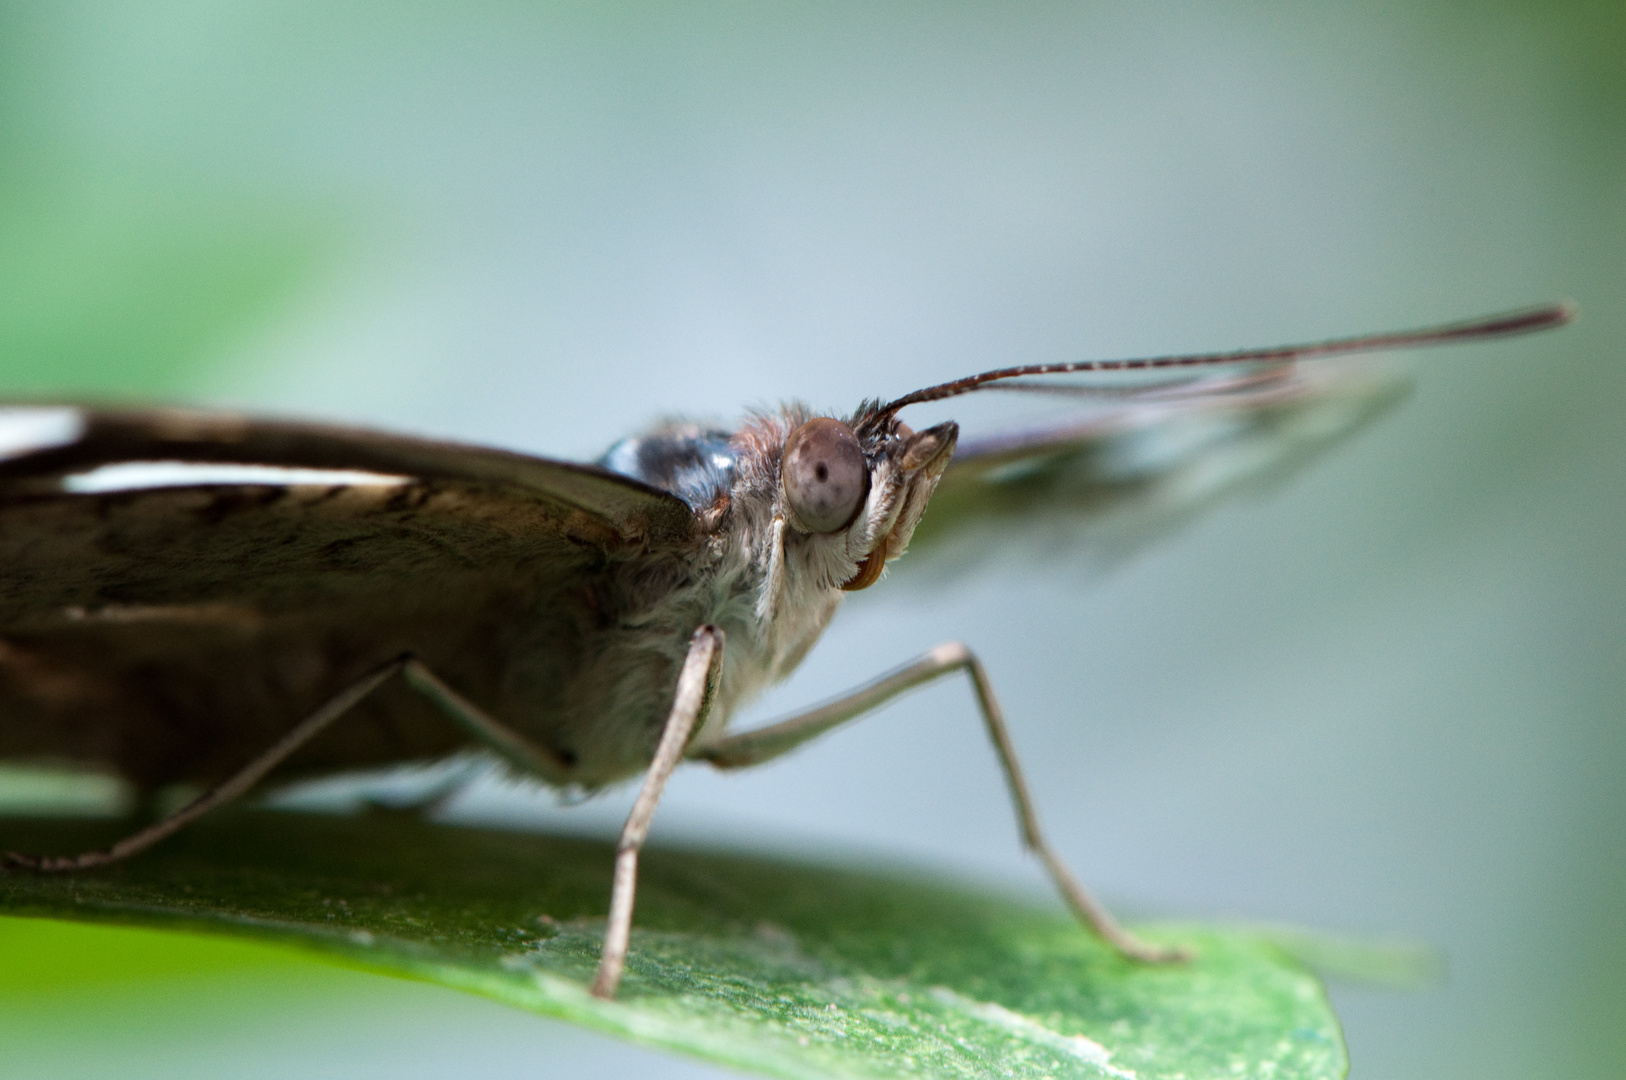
[1, 2, 1620, 1077]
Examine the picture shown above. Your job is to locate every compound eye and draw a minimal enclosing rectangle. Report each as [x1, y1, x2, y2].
[781, 417, 869, 534]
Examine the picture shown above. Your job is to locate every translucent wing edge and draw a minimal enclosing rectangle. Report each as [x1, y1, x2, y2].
[896, 359, 1410, 578]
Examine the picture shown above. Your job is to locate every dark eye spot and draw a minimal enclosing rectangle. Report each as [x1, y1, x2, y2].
[781, 418, 869, 533]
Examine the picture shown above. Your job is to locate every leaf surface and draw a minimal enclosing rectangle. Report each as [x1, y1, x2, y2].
[0, 811, 1347, 1080]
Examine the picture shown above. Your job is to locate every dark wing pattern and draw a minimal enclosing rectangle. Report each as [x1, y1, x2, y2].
[897, 360, 1408, 579]
[0, 406, 697, 792]
[0, 405, 694, 544]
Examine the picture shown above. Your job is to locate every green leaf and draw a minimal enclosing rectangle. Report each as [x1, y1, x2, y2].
[0, 810, 1348, 1079]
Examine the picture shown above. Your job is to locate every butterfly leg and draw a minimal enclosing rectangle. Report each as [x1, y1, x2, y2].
[399, 660, 571, 779]
[3, 657, 407, 873]
[591, 625, 726, 1000]
[3, 654, 578, 873]
[694, 641, 1188, 964]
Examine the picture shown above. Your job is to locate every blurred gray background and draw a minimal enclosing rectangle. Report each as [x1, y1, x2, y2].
[1, 2, 1620, 1078]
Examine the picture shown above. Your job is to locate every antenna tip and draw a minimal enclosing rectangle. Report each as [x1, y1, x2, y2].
[1472, 300, 1578, 339]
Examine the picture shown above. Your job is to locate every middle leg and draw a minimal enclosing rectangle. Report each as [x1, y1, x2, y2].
[590, 624, 726, 999]
[695, 641, 1188, 963]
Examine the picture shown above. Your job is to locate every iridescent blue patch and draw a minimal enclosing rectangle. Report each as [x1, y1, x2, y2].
[599, 428, 737, 511]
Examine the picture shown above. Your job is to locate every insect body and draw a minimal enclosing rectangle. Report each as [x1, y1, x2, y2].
[0, 304, 1572, 997]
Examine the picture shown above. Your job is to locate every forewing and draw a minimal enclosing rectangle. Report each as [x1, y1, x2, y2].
[897, 360, 1407, 579]
[0, 404, 694, 544]
[0, 405, 698, 790]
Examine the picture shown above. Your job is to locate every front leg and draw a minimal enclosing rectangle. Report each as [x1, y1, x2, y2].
[591, 624, 726, 999]
[695, 641, 1188, 964]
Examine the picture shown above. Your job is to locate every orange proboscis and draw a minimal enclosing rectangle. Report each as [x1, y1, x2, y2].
[839, 549, 885, 591]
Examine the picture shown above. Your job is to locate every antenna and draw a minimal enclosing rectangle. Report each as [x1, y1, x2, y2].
[873, 301, 1576, 420]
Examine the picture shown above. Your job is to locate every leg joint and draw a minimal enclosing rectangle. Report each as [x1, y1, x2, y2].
[927, 640, 975, 670]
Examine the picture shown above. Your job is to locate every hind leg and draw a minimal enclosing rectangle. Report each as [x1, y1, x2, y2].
[4, 655, 569, 872]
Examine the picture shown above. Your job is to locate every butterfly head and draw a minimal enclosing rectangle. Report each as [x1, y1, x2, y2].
[770, 405, 956, 596]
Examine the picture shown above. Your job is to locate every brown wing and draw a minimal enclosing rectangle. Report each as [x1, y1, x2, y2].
[0, 405, 698, 793]
[898, 360, 1408, 579]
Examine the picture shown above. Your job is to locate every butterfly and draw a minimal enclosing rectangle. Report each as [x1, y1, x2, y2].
[0, 302, 1571, 997]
